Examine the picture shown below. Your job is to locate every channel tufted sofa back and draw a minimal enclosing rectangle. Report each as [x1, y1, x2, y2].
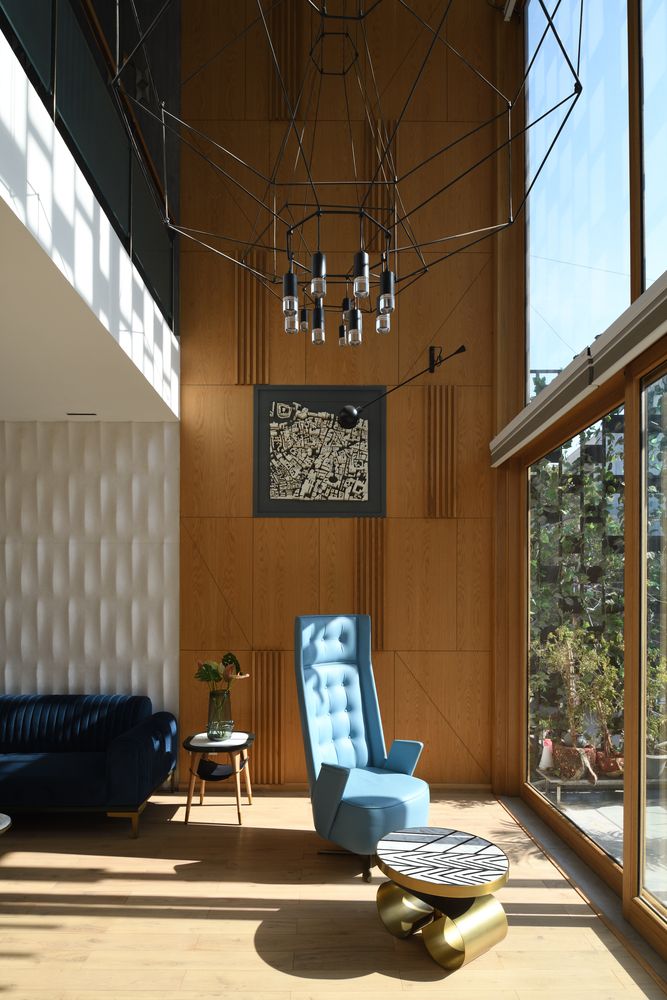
[0, 694, 152, 753]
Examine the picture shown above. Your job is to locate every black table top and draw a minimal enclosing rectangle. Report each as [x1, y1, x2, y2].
[377, 827, 509, 900]
[183, 732, 255, 753]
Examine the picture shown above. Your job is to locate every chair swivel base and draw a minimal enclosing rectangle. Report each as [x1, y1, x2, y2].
[377, 882, 507, 970]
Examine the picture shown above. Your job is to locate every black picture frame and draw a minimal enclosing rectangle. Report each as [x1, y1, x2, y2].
[253, 385, 386, 517]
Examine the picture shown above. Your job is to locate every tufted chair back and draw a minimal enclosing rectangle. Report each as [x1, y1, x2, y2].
[295, 615, 386, 790]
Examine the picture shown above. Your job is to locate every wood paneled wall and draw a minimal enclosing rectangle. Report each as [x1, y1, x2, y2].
[179, 0, 517, 786]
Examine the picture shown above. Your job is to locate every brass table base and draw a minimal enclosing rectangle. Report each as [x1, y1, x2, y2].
[377, 881, 507, 971]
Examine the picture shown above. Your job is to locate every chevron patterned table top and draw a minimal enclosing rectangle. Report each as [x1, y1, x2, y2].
[376, 827, 510, 899]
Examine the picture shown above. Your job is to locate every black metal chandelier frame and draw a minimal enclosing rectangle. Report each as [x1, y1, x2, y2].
[111, 0, 583, 342]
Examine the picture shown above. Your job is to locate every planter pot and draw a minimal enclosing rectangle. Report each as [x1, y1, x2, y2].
[207, 690, 234, 740]
[595, 751, 624, 777]
[646, 754, 667, 780]
[552, 744, 596, 781]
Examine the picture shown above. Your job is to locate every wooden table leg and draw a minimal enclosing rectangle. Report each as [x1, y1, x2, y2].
[242, 747, 253, 805]
[199, 753, 209, 806]
[232, 751, 243, 825]
[185, 752, 202, 824]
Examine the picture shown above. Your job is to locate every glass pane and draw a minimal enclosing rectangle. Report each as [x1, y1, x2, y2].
[528, 408, 625, 863]
[642, 374, 667, 909]
[642, 0, 667, 290]
[526, 1, 630, 398]
[0, 0, 52, 92]
[56, 0, 130, 233]
[131, 154, 172, 323]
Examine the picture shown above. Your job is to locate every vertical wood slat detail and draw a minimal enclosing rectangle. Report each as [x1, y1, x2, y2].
[235, 251, 269, 384]
[269, 0, 301, 120]
[353, 519, 385, 650]
[251, 650, 284, 784]
[363, 119, 397, 253]
[426, 384, 456, 518]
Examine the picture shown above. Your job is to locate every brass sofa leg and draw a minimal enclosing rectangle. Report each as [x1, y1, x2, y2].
[108, 801, 146, 838]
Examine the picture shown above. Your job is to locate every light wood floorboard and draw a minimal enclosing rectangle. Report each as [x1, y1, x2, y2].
[0, 792, 664, 999]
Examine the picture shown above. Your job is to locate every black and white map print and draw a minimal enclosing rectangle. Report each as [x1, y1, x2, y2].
[269, 401, 369, 502]
[377, 828, 509, 888]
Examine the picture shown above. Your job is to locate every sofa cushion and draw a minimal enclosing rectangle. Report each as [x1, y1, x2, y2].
[0, 752, 108, 808]
[0, 695, 152, 753]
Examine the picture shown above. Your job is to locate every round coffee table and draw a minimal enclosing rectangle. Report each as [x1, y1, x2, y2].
[0, 813, 11, 836]
[183, 732, 255, 825]
[376, 827, 509, 970]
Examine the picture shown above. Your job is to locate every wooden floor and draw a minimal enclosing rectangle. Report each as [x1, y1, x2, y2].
[0, 790, 665, 999]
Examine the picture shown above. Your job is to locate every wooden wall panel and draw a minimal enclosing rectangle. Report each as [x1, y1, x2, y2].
[179, 1, 504, 786]
[384, 519, 457, 651]
[252, 650, 284, 784]
[180, 386, 253, 517]
[354, 518, 386, 650]
[457, 518, 492, 651]
[396, 651, 492, 784]
[252, 518, 320, 650]
[180, 517, 253, 650]
[236, 251, 270, 385]
[319, 519, 356, 613]
[456, 386, 493, 517]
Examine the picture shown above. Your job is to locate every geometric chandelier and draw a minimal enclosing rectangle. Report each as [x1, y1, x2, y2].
[112, 0, 583, 345]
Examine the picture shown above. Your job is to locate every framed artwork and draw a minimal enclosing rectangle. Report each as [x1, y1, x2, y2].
[253, 385, 386, 517]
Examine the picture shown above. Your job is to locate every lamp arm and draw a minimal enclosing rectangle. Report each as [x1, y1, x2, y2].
[357, 344, 465, 415]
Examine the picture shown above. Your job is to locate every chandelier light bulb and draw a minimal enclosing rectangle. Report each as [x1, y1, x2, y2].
[348, 307, 362, 346]
[285, 313, 298, 334]
[338, 323, 348, 347]
[300, 306, 309, 334]
[353, 250, 370, 299]
[312, 301, 325, 345]
[311, 251, 327, 298]
[341, 295, 351, 327]
[376, 305, 390, 334]
[378, 269, 395, 314]
[282, 271, 298, 316]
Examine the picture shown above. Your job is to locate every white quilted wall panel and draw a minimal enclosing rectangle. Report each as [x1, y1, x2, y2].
[0, 422, 179, 714]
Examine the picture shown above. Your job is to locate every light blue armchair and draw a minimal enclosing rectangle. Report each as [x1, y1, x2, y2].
[295, 614, 430, 877]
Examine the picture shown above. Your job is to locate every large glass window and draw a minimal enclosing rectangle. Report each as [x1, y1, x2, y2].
[642, 372, 667, 910]
[526, 1, 630, 398]
[642, 0, 667, 290]
[528, 407, 625, 863]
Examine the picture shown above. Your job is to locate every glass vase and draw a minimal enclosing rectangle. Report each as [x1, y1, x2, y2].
[207, 689, 233, 740]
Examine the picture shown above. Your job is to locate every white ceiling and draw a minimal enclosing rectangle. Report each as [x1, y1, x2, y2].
[0, 196, 178, 422]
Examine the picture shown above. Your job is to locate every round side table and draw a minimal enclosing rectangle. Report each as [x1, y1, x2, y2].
[376, 826, 510, 970]
[183, 732, 255, 825]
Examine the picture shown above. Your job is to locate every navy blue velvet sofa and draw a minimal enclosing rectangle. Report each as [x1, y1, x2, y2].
[0, 694, 177, 836]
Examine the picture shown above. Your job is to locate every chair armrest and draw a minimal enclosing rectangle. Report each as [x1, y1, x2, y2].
[311, 762, 351, 839]
[383, 739, 423, 776]
[106, 712, 178, 806]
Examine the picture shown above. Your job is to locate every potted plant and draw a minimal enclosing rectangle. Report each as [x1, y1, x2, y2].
[532, 625, 599, 781]
[195, 653, 249, 740]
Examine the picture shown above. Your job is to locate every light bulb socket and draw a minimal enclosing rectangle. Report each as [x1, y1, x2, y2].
[341, 296, 351, 323]
[299, 306, 309, 333]
[338, 323, 348, 347]
[282, 271, 298, 315]
[379, 269, 395, 313]
[353, 250, 370, 298]
[348, 308, 362, 346]
[312, 302, 325, 345]
[311, 251, 327, 297]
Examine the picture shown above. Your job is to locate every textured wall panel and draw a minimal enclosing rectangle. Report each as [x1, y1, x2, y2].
[252, 650, 284, 784]
[426, 384, 456, 518]
[354, 519, 385, 650]
[236, 251, 269, 385]
[0, 422, 179, 713]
